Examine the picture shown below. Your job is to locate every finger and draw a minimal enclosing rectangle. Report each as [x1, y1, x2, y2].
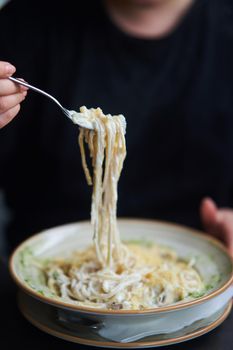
[9, 77, 29, 92]
[0, 79, 25, 95]
[200, 197, 218, 232]
[0, 61, 16, 78]
[0, 92, 27, 114]
[0, 104, 21, 128]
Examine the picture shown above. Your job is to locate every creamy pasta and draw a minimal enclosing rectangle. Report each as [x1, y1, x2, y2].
[42, 106, 204, 310]
[73, 106, 126, 268]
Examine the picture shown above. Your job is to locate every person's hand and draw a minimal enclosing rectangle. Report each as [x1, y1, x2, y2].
[200, 197, 233, 256]
[0, 61, 28, 128]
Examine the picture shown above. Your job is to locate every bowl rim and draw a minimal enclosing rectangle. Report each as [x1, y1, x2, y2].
[9, 218, 233, 315]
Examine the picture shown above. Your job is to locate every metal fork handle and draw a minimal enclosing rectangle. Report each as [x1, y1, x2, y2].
[8, 76, 70, 118]
[8, 76, 95, 129]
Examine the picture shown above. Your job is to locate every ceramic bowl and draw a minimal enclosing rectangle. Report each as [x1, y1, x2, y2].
[9, 219, 233, 345]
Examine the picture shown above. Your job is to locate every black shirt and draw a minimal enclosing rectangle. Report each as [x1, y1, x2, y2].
[1, 0, 233, 249]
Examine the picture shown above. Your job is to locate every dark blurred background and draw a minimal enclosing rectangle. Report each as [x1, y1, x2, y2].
[1, 0, 233, 256]
[1, 1, 233, 348]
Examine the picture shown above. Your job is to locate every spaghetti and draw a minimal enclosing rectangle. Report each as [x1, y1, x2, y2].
[42, 106, 204, 310]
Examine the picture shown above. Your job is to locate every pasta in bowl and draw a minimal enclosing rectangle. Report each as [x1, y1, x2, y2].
[9, 219, 233, 344]
[33, 234, 204, 311]
[8, 107, 233, 345]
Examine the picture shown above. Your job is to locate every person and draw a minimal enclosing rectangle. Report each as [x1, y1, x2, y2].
[0, 0, 233, 255]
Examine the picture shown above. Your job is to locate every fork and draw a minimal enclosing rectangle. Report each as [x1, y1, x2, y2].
[8, 76, 93, 129]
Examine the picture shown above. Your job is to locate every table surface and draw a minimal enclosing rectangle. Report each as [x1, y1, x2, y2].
[1, 260, 232, 350]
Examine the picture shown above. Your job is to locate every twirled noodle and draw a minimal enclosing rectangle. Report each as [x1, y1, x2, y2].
[42, 106, 204, 310]
[74, 106, 126, 268]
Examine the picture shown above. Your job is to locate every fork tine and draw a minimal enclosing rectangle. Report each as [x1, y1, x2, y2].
[63, 109, 71, 119]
